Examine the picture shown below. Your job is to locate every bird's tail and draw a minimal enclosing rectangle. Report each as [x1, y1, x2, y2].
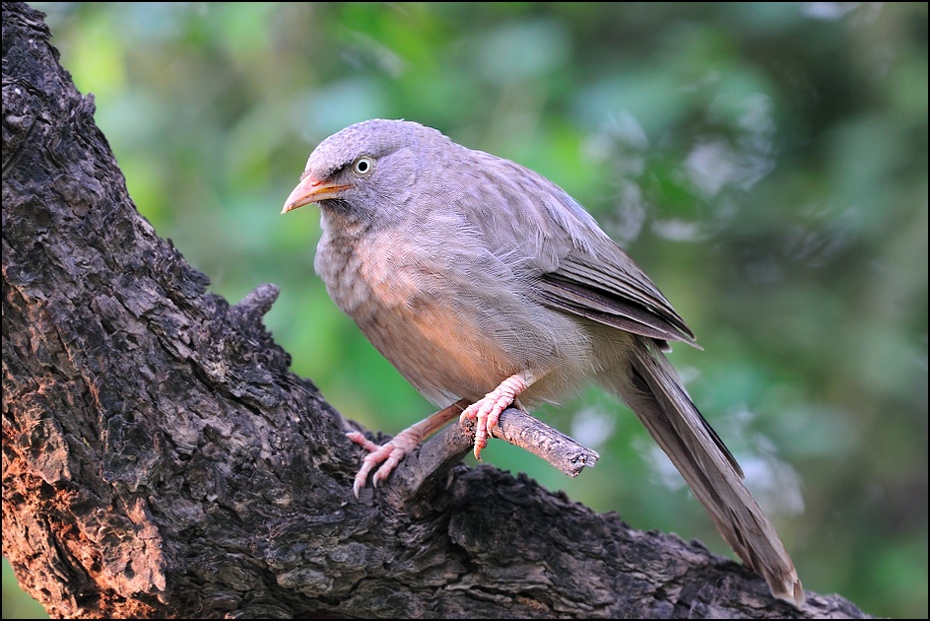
[604, 338, 804, 606]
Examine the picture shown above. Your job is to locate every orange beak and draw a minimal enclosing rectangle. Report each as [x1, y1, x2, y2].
[281, 176, 353, 214]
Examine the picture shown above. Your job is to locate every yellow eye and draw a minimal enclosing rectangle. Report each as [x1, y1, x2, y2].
[353, 156, 374, 176]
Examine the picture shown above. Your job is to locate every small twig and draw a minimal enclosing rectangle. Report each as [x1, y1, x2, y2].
[231, 283, 280, 320]
[484, 407, 600, 477]
[387, 402, 598, 508]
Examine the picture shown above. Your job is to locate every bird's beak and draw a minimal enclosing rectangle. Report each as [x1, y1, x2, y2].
[281, 176, 353, 214]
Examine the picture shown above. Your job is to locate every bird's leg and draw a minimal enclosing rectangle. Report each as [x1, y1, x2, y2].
[459, 372, 530, 461]
[346, 401, 463, 497]
[348, 371, 535, 495]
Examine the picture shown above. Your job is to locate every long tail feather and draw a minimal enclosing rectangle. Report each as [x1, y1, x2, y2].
[608, 339, 804, 606]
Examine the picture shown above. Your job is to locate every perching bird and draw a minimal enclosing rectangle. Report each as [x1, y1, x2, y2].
[282, 118, 804, 606]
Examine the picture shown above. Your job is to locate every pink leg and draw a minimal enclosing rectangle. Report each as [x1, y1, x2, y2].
[459, 372, 528, 461]
[346, 401, 463, 497]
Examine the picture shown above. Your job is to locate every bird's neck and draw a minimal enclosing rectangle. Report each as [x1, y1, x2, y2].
[313, 209, 376, 315]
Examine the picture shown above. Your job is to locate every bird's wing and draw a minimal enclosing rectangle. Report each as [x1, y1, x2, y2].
[535, 247, 698, 348]
[457, 150, 696, 348]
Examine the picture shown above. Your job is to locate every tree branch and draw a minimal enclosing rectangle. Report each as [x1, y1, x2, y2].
[1, 2, 869, 618]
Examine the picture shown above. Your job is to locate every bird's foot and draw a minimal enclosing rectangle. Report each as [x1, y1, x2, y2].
[346, 428, 422, 497]
[459, 373, 528, 460]
[346, 403, 464, 497]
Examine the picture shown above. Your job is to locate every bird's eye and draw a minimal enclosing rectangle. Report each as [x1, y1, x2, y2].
[353, 157, 374, 176]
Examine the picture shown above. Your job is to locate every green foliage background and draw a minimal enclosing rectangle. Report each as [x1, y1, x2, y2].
[4, 3, 927, 618]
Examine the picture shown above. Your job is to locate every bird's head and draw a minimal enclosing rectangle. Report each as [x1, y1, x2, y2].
[282, 119, 449, 228]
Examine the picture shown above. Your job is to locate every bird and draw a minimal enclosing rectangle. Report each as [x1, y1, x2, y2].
[282, 118, 804, 606]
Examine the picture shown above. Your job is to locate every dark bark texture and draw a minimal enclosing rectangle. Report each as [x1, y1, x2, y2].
[2, 3, 870, 618]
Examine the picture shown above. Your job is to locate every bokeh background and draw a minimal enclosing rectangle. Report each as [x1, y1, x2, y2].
[4, 2, 927, 618]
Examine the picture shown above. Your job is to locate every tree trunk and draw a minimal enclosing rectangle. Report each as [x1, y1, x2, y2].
[1, 2, 870, 618]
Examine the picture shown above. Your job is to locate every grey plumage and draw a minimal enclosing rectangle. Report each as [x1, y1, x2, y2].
[283, 118, 804, 606]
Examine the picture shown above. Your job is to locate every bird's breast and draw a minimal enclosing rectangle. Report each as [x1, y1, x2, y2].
[314, 222, 596, 407]
[315, 227, 511, 404]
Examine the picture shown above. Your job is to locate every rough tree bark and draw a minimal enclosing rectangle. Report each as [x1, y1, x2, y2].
[2, 3, 870, 619]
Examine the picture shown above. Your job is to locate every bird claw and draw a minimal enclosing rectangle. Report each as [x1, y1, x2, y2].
[346, 429, 420, 497]
[459, 373, 527, 461]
